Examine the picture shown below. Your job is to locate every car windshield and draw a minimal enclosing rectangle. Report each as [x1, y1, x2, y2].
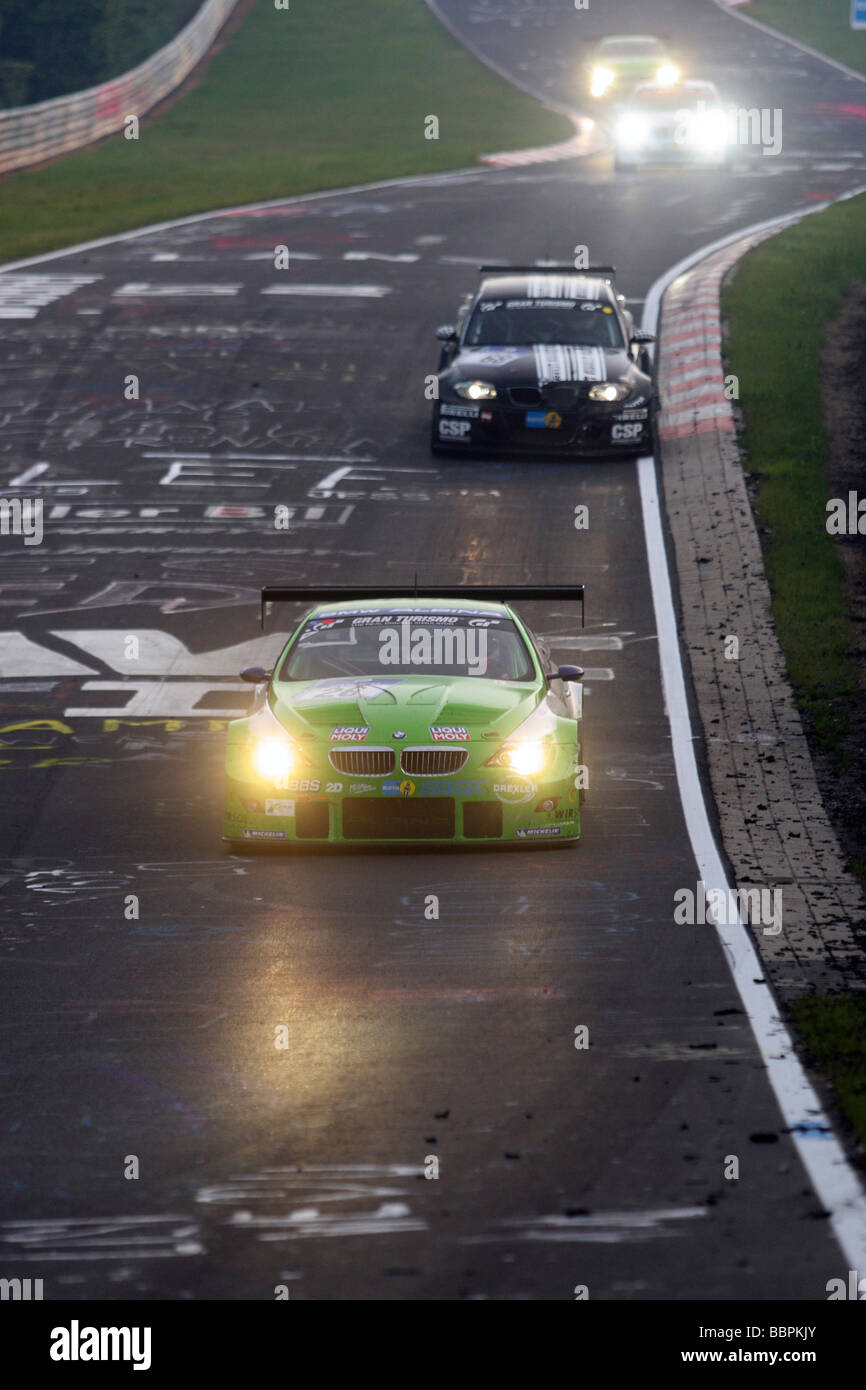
[633, 86, 717, 109]
[465, 299, 624, 348]
[601, 40, 662, 60]
[280, 611, 536, 681]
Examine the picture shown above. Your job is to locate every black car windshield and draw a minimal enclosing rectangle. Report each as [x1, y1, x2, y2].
[633, 86, 717, 110]
[280, 612, 536, 681]
[465, 299, 624, 348]
[601, 39, 662, 59]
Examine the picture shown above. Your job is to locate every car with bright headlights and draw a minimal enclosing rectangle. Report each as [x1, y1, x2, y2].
[431, 266, 655, 457]
[613, 80, 732, 171]
[224, 586, 585, 848]
[584, 34, 680, 103]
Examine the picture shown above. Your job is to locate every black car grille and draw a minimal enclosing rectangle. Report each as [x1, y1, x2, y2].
[328, 748, 395, 776]
[400, 748, 468, 776]
[509, 386, 542, 407]
[342, 798, 455, 840]
[507, 384, 582, 409]
[463, 802, 503, 839]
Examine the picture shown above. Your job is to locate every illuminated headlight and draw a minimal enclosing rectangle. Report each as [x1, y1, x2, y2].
[251, 737, 295, 781]
[486, 740, 547, 776]
[588, 382, 629, 403]
[590, 65, 615, 97]
[686, 109, 729, 150]
[615, 112, 648, 147]
[455, 380, 497, 401]
[655, 62, 680, 86]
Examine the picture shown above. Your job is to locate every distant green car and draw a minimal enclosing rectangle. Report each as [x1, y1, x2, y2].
[223, 588, 585, 847]
[585, 35, 680, 102]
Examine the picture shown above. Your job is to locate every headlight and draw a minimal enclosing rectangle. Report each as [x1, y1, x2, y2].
[655, 62, 680, 86]
[486, 740, 547, 776]
[590, 65, 615, 97]
[588, 382, 630, 403]
[251, 737, 295, 781]
[455, 380, 497, 401]
[686, 109, 729, 150]
[615, 112, 648, 147]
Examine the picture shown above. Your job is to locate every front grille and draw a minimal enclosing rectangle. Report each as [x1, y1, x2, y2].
[295, 801, 330, 839]
[508, 385, 580, 409]
[342, 798, 455, 840]
[463, 801, 503, 839]
[400, 747, 468, 776]
[328, 747, 395, 776]
[544, 384, 580, 408]
[509, 386, 542, 407]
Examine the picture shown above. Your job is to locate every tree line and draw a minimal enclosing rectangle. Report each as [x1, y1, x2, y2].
[0, 0, 201, 107]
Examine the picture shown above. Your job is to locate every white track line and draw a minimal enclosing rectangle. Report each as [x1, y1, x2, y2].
[640, 197, 866, 1273]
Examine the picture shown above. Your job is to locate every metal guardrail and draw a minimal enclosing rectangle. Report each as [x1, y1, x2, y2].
[0, 0, 241, 175]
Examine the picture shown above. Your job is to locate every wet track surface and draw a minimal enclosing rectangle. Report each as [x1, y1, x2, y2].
[1, 0, 865, 1298]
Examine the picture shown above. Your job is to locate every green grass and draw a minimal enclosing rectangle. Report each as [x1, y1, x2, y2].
[790, 993, 866, 1149]
[748, 0, 866, 75]
[0, 0, 570, 266]
[721, 195, 866, 757]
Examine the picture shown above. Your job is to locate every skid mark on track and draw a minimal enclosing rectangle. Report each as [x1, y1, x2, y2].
[463, 1207, 709, 1245]
[196, 1165, 427, 1241]
[0, 1215, 203, 1261]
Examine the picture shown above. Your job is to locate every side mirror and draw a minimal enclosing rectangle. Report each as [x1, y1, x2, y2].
[240, 666, 270, 683]
[436, 324, 458, 342]
[631, 329, 656, 344]
[550, 664, 584, 683]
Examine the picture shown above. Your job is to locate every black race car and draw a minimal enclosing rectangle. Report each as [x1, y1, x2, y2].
[431, 266, 656, 457]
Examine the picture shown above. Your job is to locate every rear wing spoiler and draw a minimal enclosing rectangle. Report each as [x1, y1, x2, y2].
[261, 584, 584, 629]
[479, 264, 616, 283]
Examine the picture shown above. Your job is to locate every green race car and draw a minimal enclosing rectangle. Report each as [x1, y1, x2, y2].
[223, 586, 585, 848]
[584, 35, 681, 102]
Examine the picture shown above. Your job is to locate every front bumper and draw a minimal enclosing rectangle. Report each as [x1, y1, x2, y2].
[223, 746, 581, 846]
[433, 399, 651, 456]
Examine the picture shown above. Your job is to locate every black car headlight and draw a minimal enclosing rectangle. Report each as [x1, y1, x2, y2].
[588, 382, 630, 403]
[454, 380, 498, 401]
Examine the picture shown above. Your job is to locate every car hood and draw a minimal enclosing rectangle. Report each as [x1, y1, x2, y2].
[271, 675, 541, 742]
[443, 344, 635, 391]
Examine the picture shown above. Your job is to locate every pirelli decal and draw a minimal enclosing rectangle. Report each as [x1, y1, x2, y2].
[533, 344, 606, 386]
[528, 275, 600, 300]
